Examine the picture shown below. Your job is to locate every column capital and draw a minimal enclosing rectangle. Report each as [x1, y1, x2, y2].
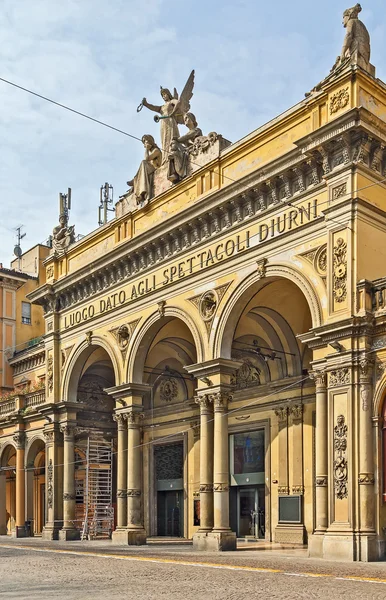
[113, 412, 128, 430]
[13, 430, 25, 450]
[194, 394, 213, 410]
[359, 356, 375, 382]
[210, 390, 232, 411]
[309, 369, 326, 389]
[60, 423, 76, 440]
[274, 405, 288, 424]
[126, 410, 144, 427]
[289, 404, 303, 423]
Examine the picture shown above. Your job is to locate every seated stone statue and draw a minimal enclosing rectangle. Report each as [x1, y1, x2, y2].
[127, 134, 162, 204]
[52, 215, 75, 255]
[177, 112, 202, 149]
[167, 138, 188, 183]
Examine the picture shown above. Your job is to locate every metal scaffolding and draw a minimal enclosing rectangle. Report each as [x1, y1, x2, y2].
[81, 437, 114, 540]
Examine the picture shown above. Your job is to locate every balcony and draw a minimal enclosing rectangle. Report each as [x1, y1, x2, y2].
[372, 278, 386, 312]
[24, 389, 46, 409]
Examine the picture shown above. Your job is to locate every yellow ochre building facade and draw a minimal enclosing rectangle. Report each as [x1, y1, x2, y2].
[2, 4, 386, 561]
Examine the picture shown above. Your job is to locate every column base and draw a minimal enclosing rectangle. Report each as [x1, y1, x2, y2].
[274, 524, 305, 545]
[42, 526, 62, 541]
[112, 528, 147, 546]
[198, 531, 236, 552]
[308, 532, 325, 558]
[59, 527, 80, 541]
[12, 526, 27, 538]
[310, 532, 381, 562]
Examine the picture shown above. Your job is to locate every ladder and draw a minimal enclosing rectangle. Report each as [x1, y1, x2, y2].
[81, 437, 114, 540]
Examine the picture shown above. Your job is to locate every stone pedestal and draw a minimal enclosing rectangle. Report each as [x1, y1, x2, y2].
[205, 531, 237, 552]
[112, 528, 147, 546]
[274, 524, 305, 545]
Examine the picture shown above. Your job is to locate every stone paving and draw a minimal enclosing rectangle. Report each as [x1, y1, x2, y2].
[1, 538, 386, 599]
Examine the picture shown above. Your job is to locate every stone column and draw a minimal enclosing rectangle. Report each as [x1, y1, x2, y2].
[312, 370, 328, 531]
[113, 413, 128, 529]
[126, 410, 146, 544]
[207, 390, 236, 551]
[308, 370, 328, 558]
[42, 427, 63, 540]
[13, 430, 26, 537]
[0, 470, 7, 535]
[193, 394, 214, 549]
[275, 406, 289, 496]
[358, 359, 376, 545]
[59, 424, 79, 540]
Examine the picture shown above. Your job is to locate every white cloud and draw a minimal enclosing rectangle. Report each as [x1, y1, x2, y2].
[0, 0, 385, 263]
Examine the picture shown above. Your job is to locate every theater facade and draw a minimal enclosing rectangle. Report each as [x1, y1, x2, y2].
[2, 5, 386, 562]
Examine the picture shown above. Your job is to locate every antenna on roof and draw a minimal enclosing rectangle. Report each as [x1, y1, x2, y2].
[98, 182, 114, 226]
[14, 226, 26, 270]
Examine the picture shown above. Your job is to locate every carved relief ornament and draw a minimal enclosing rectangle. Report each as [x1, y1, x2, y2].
[275, 406, 288, 424]
[329, 368, 350, 387]
[329, 87, 350, 115]
[333, 237, 348, 303]
[47, 459, 53, 509]
[333, 415, 348, 500]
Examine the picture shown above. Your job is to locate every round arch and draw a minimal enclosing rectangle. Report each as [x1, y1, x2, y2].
[25, 436, 45, 467]
[0, 442, 16, 466]
[213, 262, 323, 359]
[373, 372, 386, 418]
[62, 336, 121, 402]
[127, 306, 204, 383]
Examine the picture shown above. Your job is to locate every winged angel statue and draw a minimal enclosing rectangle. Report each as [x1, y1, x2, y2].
[140, 70, 195, 164]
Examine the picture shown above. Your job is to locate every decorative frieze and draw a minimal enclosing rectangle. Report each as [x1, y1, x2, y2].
[278, 485, 289, 495]
[63, 492, 76, 501]
[292, 485, 304, 495]
[213, 483, 229, 492]
[126, 489, 141, 497]
[333, 415, 348, 500]
[329, 368, 350, 387]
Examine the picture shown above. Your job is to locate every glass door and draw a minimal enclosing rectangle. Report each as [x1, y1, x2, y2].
[157, 490, 183, 537]
[238, 487, 257, 537]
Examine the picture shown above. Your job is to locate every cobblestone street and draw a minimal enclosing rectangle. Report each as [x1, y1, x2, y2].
[1, 539, 386, 599]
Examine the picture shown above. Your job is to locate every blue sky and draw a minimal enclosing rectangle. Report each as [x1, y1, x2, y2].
[0, 0, 385, 266]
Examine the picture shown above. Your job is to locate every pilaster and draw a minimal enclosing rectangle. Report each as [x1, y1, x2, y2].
[59, 423, 80, 541]
[12, 430, 26, 538]
[42, 426, 63, 540]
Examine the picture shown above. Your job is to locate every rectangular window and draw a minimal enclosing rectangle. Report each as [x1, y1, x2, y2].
[21, 302, 31, 325]
[230, 430, 265, 486]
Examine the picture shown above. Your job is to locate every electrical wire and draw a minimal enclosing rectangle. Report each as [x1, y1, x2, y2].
[0, 76, 239, 186]
[3, 373, 310, 473]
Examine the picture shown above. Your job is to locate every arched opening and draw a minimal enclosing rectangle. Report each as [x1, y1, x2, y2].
[133, 316, 198, 538]
[0, 445, 16, 534]
[26, 439, 45, 535]
[67, 345, 117, 538]
[220, 276, 313, 540]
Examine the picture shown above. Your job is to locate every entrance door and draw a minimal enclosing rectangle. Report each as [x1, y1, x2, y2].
[238, 487, 257, 537]
[157, 490, 183, 537]
[236, 485, 265, 538]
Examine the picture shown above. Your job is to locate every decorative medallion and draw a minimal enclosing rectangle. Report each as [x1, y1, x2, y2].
[329, 87, 350, 115]
[231, 359, 260, 389]
[299, 244, 327, 284]
[333, 238, 347, 303]
[159, 377, 178, 403]
[109, 319, 141, 358]
[188, 282, 232, 337]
